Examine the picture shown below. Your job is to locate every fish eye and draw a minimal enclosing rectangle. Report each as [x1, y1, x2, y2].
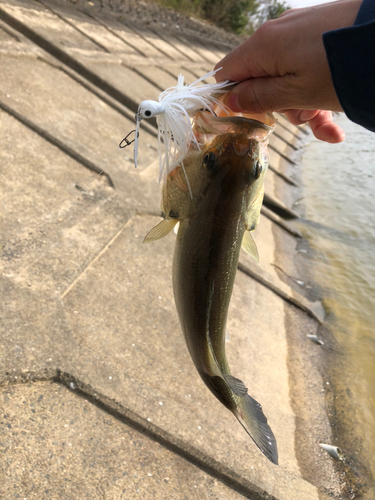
[203, 151, 216, 170]
[144, 110, 152, 117]
[255, 161, 262, 179]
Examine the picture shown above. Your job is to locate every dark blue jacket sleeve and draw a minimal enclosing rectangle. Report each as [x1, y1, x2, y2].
[323, 0, 375, 132]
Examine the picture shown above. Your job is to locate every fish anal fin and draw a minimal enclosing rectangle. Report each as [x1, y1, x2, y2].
[143, 219, 178, 244]
[242, 231, 259, 262]
[235, 393, 278, 465]
[223, 374, 248, 397]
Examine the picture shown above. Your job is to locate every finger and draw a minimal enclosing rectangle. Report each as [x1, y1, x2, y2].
[223, 76, 300, 115]
[283, 109, 320, 124]
[284, 109, 345, 143]
[308, 111, 345, 143]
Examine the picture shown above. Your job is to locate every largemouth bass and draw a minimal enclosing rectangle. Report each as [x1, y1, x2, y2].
[144, 112, 278, 465]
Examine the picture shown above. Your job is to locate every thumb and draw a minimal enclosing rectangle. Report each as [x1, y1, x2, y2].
[224, 76, 299, 115]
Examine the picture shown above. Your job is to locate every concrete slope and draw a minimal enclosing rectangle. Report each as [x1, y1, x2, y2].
[0, 1, 346, 498]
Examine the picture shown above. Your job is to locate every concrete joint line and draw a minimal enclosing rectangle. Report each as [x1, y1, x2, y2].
[277, 121, 303, 140]
[156, 64, 181, 81]
[1, 368, 278, 500]
[175, 35, 212, 64]
[150, 27, 194, 63]
[61, 217, 133, 299]
[273, 131, 299, 151]
[77, 7, 147, 58]
[122, 63, 165, 93]
[181, 65, 205, 82]
[260, 207, 302, 238]
[37, 56, 158, 138]
[268, 165, 299, 187]
[274, 120, 303, 140]
[0, 6, 140, 115]
[237, 262, 324, 324]
[268, 144, 296, 165]
[0, 99, 114, 187]
[0, 18, 20, 41]
[263, 194, 300, 220]
[35, 0, 110, 53]
[117, 18, 174, 62]
[47, 59, 132, 124]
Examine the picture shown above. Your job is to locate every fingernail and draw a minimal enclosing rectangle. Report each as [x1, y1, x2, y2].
[224, 93, 243, 113]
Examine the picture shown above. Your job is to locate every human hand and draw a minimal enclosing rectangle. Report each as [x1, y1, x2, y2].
[214, 0, 363, 143]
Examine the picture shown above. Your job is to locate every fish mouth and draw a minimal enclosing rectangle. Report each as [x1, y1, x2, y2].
[193, 110, 275, 145]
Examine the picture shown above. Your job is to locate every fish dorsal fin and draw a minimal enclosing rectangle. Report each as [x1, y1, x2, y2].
[143, 219, 178, 244]
[241, 231, 259, 262]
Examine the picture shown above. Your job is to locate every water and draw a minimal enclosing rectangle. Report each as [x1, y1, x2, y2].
[295, 114, 375, 484]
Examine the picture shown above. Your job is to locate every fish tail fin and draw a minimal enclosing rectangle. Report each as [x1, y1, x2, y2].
[235, 393, 278, 465]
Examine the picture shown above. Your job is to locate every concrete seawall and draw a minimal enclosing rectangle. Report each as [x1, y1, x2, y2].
[0, 1, 352, 498]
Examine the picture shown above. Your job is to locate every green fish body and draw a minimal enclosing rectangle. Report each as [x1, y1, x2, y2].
[144, 118, 278, 465]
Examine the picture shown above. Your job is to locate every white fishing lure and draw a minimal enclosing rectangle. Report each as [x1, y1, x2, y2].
[134, 69, 233, 181]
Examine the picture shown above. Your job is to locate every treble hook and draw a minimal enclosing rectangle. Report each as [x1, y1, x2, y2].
[119, 129, 139, 149]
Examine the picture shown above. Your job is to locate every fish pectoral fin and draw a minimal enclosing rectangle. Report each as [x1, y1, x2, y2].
[241, 231, 259, 262]
[223, 374, 248, 397]
[142, 219, 178, 244]
[236, 393, 279, 465]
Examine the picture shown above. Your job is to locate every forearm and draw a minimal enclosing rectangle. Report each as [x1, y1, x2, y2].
[323, 0, 375, 132]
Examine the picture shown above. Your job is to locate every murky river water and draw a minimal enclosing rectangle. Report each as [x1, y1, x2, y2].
[294, 114, 375, 483]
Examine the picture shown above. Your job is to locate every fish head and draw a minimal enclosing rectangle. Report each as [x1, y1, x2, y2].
[200, 133, 263, 191]
[192, 109, 275, 231]
[162, 130, 266, 221]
